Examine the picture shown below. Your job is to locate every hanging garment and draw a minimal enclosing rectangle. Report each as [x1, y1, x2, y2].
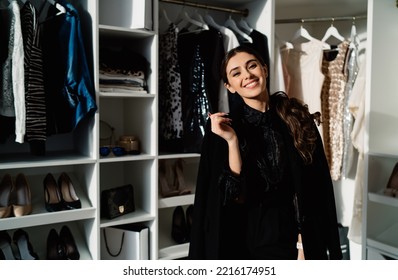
[177, 28, 225, 152]
[0, 0, 25, 143]
[341, 43, 359, 179]
[321, 40, 350, 181]
[41, 0, 97, 135]
[21, 1, 47, 155]
[159, 22, 183, 152]
[285, 39, 325, 115]
[216, 26, 239, 113]
[347, 52, 366, 244]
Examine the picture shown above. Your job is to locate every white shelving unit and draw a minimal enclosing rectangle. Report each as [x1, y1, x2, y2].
[5, 0, 395, 261]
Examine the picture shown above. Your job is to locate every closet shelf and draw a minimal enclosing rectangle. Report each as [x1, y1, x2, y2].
[158, 194, 195, 209]
[99, 24, 155, 38]
[99, 154, 155, 163]
[367, 223, 398, 257]
[0, 154, 96, 170]
[158, 153, 200, 159]
[99, 209, 154, 228]
[99, 92, 155, 98]
[158, 243, 189, 260]
[0, 207, 96, 231]
[368, 191, 398, 208]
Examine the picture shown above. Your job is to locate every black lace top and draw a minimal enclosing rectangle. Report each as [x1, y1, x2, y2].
[218, 102, 298, 259]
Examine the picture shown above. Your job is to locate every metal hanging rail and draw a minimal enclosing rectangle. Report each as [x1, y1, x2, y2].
[275, 14, 367, 24]
[159, 0, 249, 17]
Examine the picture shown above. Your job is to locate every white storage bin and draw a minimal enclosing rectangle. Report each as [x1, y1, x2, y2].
[98, 0, 152, 30]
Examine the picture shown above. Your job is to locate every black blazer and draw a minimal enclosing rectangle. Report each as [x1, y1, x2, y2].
[188, 94, 342, 260]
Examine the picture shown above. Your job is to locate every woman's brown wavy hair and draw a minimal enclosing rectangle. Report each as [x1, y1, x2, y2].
[221, 45, 321, 164]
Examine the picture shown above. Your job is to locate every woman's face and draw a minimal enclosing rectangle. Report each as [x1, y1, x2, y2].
[224, 51, 268, 106]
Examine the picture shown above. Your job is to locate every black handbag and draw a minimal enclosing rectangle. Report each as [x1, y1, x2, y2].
[101, 184, 135, 219]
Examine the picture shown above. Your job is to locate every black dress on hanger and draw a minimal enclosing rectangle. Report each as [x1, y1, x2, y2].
[177, 27, 225, 153]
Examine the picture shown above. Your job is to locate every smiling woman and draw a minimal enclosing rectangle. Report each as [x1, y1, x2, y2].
[188, 45, 342, 260]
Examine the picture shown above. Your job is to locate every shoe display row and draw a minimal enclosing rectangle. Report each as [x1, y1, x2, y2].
[0, 172, 81, 218]
[0, 225, 80, 260]
[159, 159, 191, 198]
[171, 205, 193, 244]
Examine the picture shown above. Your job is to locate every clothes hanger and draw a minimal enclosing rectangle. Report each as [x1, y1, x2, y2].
[224, 15, 253, 43]
[204, 13, 222, 30]
[41, 0, 66, 16]
[321, 19, 345, 44]
[175, 10, 208, 31]
[349, 17, 360, 48]
[161, 8, 171, 25]
[238, 18, 253, 34]
[290, 20, 314, 43]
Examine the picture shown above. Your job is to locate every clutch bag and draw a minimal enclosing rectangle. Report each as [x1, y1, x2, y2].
[101, 184, 135, 219]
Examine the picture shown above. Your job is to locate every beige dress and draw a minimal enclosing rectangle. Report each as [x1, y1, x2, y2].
[320, 41, 350, 181]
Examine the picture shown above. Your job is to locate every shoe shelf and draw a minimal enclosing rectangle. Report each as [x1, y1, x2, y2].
[157, 207, 190, 260]
[7, 221, 95, 260]
[100, 209, 155, 228]
[158, 194, 195, 209]
[368, 190, 398, 208]
[367, 223, 398, 258]
[0, 169, 96, 230]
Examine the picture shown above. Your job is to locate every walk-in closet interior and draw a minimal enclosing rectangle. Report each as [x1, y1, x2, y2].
[1, 0, 398, 261]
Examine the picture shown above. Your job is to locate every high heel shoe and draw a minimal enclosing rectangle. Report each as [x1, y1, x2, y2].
[13, 174, 32, 217]
[58, 172, 81, 210]
[47, 228, 64, 260]
[385, 162, 398, 197]
[59, 225, 80, 260]
[174, 159, 191, 195]
[13, 229, 39, 260]
[0, 174, 13, 218]
[185, 204, 194, 242]
[171, 206, 188, 244]
[43, 173, 63, 212]
[159, 160, 180, 198]
[0, 230, 16, 260]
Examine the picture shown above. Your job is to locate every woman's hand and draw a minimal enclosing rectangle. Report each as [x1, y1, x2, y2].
[208, 112, 236, 143]
[209, 112, 242, 176]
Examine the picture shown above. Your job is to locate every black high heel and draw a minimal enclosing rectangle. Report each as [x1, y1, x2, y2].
[59, 225, 80, 260]
[47, 228, 64, 260]
[0, 230, 16, 260]
[13, 229, 39, 260]
[171, 206, 187, 244]
[43, 173, 63, 212]
[58, 172, 81, 210]
[185, 204, 194, 242]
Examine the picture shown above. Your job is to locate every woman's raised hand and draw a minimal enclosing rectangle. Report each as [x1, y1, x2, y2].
[208, 112, 236, 142]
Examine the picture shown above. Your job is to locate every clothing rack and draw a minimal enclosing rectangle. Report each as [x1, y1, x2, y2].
[159, 0, 249, 17]
[275, 14, 367, 24]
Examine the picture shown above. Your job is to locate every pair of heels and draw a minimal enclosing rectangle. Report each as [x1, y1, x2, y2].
[0, 229, 39, 260]
[0, 174, 32, 218]
[159, 159, 191, 198]
[171, 205, 193, 244]
[44, 172, 81, 212]
[385, 162, 398, 197]
[47, 225, 80, 260]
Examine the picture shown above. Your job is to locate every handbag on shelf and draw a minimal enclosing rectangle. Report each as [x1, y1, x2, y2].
[101, 184, 135, 219]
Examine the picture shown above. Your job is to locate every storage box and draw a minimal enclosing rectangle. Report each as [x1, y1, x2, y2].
[100, 224, 149, 260]
[98, 0, 153, 30]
